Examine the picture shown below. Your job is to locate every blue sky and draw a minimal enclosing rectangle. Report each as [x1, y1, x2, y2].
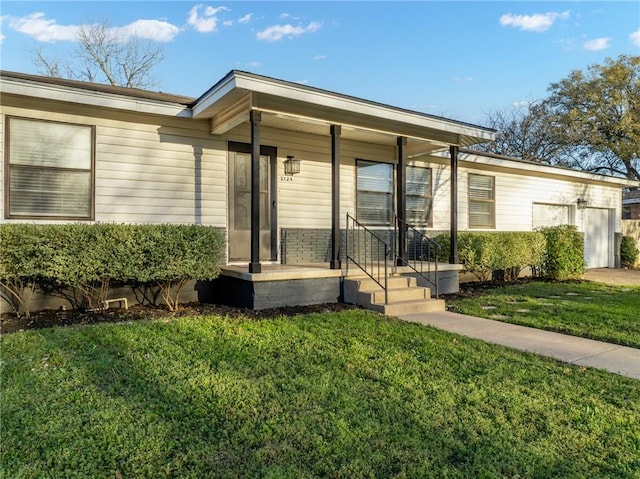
[1, 1, 639, 124]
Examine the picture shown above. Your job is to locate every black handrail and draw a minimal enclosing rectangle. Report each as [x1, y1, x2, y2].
[395, 216, 440, 298]
[345, 214, 389, 304]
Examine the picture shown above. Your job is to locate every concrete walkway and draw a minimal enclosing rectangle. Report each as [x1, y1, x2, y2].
[583, 268, 640, 286]
[399, 311, 640, 380]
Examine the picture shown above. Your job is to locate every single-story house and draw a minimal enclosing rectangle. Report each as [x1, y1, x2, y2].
[1, 70, 637, 311]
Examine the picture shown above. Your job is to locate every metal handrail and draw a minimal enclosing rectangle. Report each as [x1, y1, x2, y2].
[345, 213, 389, 304]
[395, 216, 440, 298]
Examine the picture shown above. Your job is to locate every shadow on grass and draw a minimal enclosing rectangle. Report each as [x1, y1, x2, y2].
[2, 312, 639, 478]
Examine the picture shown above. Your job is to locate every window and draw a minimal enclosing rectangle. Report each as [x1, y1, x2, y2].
[468, 173, 495, 228]
[6, 117, 94, 219]
[356, 160, 393, 225]
[406, 165, 432, 226]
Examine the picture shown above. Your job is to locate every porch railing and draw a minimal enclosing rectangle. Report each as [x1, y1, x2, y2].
[395, 216, 440, 298]
[345, 213, 389, 304]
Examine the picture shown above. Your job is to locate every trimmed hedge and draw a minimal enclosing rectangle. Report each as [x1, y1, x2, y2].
[538, 225, 585, 280]
[621, 235, 639, 269]
[434, 232, 545, 281]
[0, 224, 225, 315]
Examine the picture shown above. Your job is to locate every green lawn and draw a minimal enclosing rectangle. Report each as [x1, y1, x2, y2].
[2, 310, 639, 478]
[447, 281, 640, 348]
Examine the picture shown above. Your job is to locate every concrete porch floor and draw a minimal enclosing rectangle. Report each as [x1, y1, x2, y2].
[221, 262, 462, 281]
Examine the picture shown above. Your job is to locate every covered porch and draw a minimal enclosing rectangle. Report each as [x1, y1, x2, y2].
[202, 262, 463, 310]
[193, 71, 494, 309]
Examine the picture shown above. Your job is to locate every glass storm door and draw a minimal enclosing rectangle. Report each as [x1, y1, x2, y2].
[228, 150, 274, 262]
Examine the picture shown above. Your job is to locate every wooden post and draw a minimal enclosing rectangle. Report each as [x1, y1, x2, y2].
[449, 145, 459, 264]
[330, 125, 342, 269]
[249, 110, 262, 273]
[396, 136, 407, 266]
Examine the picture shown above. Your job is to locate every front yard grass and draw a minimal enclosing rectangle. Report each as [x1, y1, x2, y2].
[2, 310, 639, 478]
[447, 281, 640, 348]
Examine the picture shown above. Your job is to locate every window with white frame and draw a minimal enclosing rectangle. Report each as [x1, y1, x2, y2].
[356, 160, 393, 225]
[6, 117, 94, 219]
[406, 165, 432, 226]
[468, 173, 495, 228]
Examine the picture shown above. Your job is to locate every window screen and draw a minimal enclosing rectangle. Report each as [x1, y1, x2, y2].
[406, 165, 432, 226]
[356, 160, 393, 225]
[7, 117, 94, 219]
[469, 173, 495, 228]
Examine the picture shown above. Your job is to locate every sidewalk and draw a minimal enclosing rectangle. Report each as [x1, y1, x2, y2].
[399, 311, 640, 380]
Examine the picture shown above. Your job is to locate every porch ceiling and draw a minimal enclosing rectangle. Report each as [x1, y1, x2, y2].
[193, 70, 495, 152]
[260, 111, 448, 155]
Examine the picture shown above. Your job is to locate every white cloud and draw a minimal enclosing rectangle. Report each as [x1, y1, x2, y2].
[296, 79, 309, 85]
[499, 11, 569, 32]
[280, 13, 301, 21]
[238, 13, 253, 24]
[187, 4, 229, 33]
[223, 20, 233, 27]
[512, 101, 530, 108]
[9, 12, 78, 42]
[583, 37, 610, 51]
[556, 37, 577, 51]
[256, 21, 321, 41]
[630, 29, 640, 47]
[116, 19, 180, 42]
[7, 12, 180, 43]
[453, 76, 473, 83]
[235, 60, 262, 68]
[0, 33, 5, 44]
[313, 54, 326, 60]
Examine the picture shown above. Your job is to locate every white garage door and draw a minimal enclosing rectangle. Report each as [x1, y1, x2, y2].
[584, 208, 610, 268]
[532, 203, 571, 228]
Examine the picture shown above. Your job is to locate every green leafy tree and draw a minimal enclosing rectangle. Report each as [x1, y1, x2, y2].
[543, 55, 640, 180]
[480, 55, 640, 180]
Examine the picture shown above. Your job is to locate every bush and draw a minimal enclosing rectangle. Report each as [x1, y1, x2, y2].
[621, 235, 639, 269]
[538, 225, 585, 280]
[433, 232, 545, 281]
[133, 224, 225, 311]
[0, 224, 225, 314]
[0, 224, 56, 317]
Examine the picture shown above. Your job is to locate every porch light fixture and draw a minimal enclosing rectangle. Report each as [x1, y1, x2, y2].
[577, 198, 588, 209]
[284, 155, 301, 176]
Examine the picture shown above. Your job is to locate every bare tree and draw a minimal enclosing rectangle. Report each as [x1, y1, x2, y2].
[476, 102, 576, 168]
[31, 21, 163, 89]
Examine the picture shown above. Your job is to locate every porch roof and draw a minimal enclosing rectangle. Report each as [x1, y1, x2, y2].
[193, 70, 495, 156]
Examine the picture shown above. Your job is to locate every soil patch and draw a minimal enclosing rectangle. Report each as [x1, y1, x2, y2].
[1, 302, 359, 335]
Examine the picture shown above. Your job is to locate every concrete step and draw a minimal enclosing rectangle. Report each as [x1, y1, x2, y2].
[368, 298, 446, 316]
[343, 273, 446, 316]
[344, 275, 416, 291]
[358, 286, 430, 305]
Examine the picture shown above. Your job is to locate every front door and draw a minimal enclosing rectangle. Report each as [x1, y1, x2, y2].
[228, 143, 277, 262]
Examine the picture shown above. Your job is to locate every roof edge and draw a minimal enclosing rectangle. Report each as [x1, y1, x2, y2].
[460, 148, 640, 187]
[0, 70, 196, 105]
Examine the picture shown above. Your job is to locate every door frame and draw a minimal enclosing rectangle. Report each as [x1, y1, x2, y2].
[228, 141, 278, 262]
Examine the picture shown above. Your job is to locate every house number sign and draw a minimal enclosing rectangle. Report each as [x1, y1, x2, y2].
[280, 176, 293, 182]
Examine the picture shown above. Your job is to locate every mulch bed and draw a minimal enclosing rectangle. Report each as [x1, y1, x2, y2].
[1, 280, 544, 335]
[1, 302, 360, 335]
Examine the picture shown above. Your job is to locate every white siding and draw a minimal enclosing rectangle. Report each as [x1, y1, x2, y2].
[2, 93, 625, 269]
[422, 155, 623, 235]
[225, 124, 394, 230]
[1, 98, 227, 226]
